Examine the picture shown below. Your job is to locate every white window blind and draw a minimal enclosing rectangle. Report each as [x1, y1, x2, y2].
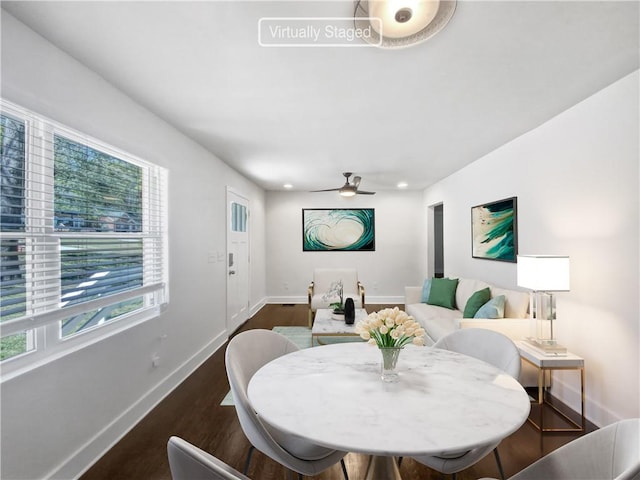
[0, 100, 168, 364]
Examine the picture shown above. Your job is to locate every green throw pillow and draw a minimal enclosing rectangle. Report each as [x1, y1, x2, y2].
[463, 288, 492, 318]
[474, 295, 506, 319]
[421, 278, 433, 303]
[427, 277, 459, 310]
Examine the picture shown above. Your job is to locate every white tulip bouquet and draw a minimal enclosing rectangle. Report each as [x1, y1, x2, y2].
[355, 307, 426, 348]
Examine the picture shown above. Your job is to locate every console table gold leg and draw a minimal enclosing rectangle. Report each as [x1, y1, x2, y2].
[539, 368, 545, 430]
[580, 367, 586, 431]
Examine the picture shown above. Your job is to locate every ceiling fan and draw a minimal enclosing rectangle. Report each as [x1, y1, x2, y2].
[311, 172, 376, 197]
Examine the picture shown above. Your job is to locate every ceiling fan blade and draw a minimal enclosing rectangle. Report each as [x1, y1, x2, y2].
[311, 173, 373, 194]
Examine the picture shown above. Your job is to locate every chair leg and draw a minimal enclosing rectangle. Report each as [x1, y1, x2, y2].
[340, 458, 349, 480]
[493, 447, 506, 480]
[243, 445, 255, 475]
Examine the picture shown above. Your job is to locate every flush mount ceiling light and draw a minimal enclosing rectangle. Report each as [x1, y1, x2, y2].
[354, 0, 456, 49]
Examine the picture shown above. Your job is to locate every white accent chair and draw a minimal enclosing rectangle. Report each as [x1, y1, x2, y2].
[167, 436, 251, 480]
[480, 418, 640, 480]
[308, 268, 365, 326]
[411, 328, 522, 480]
[225, 329, 349, 479]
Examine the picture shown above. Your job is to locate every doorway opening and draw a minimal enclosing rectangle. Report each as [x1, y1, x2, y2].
[429, 203, 444, 278]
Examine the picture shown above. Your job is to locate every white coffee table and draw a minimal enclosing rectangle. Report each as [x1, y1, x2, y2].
[311, 308, 368, 346]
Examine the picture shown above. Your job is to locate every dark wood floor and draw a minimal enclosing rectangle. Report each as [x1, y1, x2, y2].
[81, 304, 595, 480]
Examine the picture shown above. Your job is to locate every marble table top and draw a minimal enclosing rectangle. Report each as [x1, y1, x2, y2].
[248, 342, 530, 457]
[312, 308, 368, 336]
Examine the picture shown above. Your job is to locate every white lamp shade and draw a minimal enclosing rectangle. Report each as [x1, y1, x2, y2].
[517, 255, 570, 291]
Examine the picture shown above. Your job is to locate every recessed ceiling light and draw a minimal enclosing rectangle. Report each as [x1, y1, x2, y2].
[397, 182, 408, 188]
[283, 184, 293, 189]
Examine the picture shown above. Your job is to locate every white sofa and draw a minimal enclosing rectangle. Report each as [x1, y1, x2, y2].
[405, 277, 530, 345]
[405, 277, 538, 385]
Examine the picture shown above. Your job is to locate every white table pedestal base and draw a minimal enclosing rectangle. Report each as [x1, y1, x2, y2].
[364, 455, 402, 480]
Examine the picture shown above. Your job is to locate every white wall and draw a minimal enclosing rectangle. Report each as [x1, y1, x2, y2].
[422, 71, 639, 426]
[266, 190, 426, 304]
[0, 12, 266, 480]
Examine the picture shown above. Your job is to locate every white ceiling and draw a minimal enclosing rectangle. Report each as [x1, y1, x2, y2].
[3, 1, 639, 192]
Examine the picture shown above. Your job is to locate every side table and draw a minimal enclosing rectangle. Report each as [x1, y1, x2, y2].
[516, 341, 585, 432]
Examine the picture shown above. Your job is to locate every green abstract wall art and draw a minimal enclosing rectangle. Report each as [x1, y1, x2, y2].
[471, 197, 518, 262]
[302, 208, 375, 251]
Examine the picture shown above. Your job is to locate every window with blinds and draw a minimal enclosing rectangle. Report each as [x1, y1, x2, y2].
[0, 100, 168, 366]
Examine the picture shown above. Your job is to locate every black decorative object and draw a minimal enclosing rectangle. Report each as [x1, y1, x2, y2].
[344, 298, 355, 325]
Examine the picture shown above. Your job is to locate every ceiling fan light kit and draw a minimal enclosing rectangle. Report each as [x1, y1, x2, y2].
[311, 172, 376, 196]
[354, 0, 456, 49]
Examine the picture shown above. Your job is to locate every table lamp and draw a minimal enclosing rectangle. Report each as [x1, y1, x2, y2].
[517, 255, 570, 353]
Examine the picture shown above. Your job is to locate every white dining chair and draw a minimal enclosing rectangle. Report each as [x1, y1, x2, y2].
[225, 329, 349, 480]
[412, 328, 522, 480]
[167, 436, 251, 480]
[480, 418, 640, 480]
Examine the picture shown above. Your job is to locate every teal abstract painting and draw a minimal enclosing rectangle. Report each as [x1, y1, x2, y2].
[303, 208, 375, 251]
[471, 197, 517, 262]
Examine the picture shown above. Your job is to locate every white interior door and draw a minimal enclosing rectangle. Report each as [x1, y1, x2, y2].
[226, 188, 250, 334]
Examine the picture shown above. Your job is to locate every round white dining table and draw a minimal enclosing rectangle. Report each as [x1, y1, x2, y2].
[248, 342, 531, 479]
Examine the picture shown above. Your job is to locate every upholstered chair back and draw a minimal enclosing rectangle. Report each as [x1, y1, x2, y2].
[167, 436, 251, 480]
[434, 328, 521, 378]
[413, 328, 523, 478]
[313, 268, 359, 297]
[310, 268, 363, 311]
[505, 418, 640, 480]
[225, 329, 348, 476]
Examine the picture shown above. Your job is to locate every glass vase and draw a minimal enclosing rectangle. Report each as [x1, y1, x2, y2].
[379, 347, 403, 383]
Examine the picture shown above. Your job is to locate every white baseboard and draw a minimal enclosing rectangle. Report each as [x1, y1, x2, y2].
[250, 296, 268, 316]
[551, 375, 619, 428]
[265, 295, 405, 305]
[267, 296, 307, 304]
[51, 330, 228, 479]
